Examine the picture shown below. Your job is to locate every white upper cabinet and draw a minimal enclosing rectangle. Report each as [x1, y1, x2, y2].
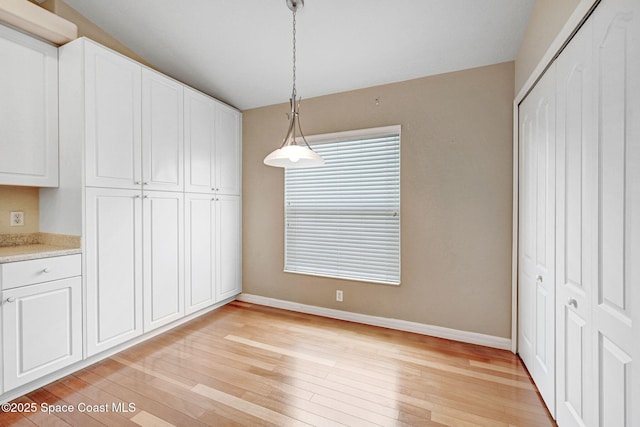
[184, 88, 216, 193]
[215, 103, 242, 195]
[0, 24, 58, 187]
[84, 40, 142, 189]
[185, 88, 241, 195]
[142, 69, 184, 192]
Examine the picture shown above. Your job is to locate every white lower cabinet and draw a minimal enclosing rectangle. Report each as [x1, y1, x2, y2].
[217, 195, 241, 301]
[1, 256, 82, 392]
[143, 191, 184, 331]
[185, 194, 241, 314]
[185, 194, 216, 314]
[85, 187, 187, 354]
[85, 187, 143, 357]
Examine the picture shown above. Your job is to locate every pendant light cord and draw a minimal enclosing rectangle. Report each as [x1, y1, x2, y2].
[292, 9, 297, 100]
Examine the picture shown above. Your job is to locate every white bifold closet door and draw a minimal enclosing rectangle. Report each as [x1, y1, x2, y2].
[556, 0, 639, 425]
[518, 62, 557, 415]
[519, 0, 639, 424]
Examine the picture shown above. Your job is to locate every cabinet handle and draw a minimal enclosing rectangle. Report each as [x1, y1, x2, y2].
[6, 297, 15, 303]
[134, 195, 141, 199]
[536, 275, 543, 283]
[42, 267, 51, 273]
[143, 182, 149, 185]
[567, 298, 578, 309]
[143, 195, 149, 199]
[134, 181, 141, 185]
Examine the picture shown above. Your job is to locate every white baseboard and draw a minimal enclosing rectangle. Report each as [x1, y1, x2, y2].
[237, 293, 512, 351]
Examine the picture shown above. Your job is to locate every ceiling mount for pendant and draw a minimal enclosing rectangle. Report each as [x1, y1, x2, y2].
[286, 0, 303, 12]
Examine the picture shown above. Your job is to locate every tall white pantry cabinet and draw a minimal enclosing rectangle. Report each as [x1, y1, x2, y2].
[40, 37, 242, 359]
[517, 0, 639, 425]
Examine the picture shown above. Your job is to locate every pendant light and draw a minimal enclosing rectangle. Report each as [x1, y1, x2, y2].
[263, 0, 325, 169]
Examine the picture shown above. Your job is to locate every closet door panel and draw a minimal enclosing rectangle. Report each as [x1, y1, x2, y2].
[555, 19, 594, 427]
[592, 0, 639, 424]
[518, 108, 536, 368]
[518, 63, 556, 415]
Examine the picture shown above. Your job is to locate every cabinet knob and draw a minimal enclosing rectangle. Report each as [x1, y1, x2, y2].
[567, 298, 578, 309]
[6, 297, 15, 303]
[134, 181, 141, 185]
[143, 182, 149, 185]
[536, 275, 543, 283]
[42, 267, 51, 273]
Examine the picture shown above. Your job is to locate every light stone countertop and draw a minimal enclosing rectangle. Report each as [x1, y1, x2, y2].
[0, 233, 81, 264]
[0, 245, 82, 263]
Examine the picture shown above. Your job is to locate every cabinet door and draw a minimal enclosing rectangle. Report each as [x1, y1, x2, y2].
[216, 195, 241, 301]
[185, 193, 215, 314]
[0, 24, 58, 187]
[2, 277, 82, 391]
[518, 63, 556, 415]
[215, 103, 242, 195]
[143, 191, 184, 332]
[184, 88, 216, 193]
[85, 41, 142, 189]
[85, 187, 143, 357]
[142, 69, 184, 192]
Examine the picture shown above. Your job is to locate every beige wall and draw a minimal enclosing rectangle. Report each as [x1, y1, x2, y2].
[515, 0, 582, 93]
[0, 186, 39, 234]
[243, 62, 515, 338]
[35, 0, 150, 66]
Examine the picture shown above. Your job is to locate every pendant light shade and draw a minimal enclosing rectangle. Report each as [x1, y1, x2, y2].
[264, 144, 324, 168]
[263, 0, 324, 169]
[264, 98, 324, 168]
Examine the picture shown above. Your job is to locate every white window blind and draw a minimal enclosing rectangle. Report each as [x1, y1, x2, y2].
[284, 125, 401, 285]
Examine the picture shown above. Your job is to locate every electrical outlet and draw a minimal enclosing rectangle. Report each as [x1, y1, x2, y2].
[336, 290, 343, 302]
[10, 211, 24, 227]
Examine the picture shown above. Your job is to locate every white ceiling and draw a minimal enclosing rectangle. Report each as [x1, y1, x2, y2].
[63, 0, 535, 110]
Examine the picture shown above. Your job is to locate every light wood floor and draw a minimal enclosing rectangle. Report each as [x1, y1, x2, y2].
[1, 301, 555, 426]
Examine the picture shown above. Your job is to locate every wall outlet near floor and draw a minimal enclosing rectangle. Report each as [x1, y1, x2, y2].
[10, 211, 24, 226]
[336, 290, 343, 302]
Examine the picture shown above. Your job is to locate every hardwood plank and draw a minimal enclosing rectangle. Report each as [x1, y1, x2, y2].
[224, 335, 336, 367]
[0, 303, 554, 426]
[191, 384, 308, 427]
[130, 411, 175, 427]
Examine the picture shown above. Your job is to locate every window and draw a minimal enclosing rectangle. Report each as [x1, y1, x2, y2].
[284, 125, 401, 285]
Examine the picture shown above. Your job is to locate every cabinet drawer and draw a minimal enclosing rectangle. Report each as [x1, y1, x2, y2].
[0, 254, 81, 290]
